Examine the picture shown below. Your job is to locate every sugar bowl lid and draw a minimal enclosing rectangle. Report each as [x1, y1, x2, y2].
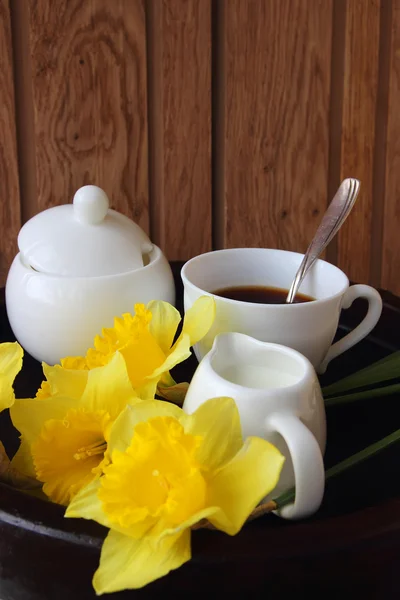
[18, 185, 153, 277]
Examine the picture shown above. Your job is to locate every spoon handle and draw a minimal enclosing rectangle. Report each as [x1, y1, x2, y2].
[285, 178, 360, 304]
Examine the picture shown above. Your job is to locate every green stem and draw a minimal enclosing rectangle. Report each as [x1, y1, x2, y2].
[273, 427, 400, 509]
[324, 382, 400, 407]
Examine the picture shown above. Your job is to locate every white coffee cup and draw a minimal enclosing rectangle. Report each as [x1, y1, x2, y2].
[181, 248, 382, 373]
[183, 332, 326, 519]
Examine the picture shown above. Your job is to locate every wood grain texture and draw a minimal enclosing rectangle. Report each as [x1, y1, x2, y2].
[28, 0, 149, 229]
[216, 0, 332, 251]
[147, 0, 212, 260]
[335, 0, 380, 283]
[0, 0, 21, 286]
[382, 0, 400, 295]
[10, 0, 38, 223]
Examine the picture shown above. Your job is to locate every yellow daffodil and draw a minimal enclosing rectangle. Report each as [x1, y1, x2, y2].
[66, 397, 284, 593]
[10, 352, 139, 505]
[41, 297, 215, 403]
[0, 342, 23, 412]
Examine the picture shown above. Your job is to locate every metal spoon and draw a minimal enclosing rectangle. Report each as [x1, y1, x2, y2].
[285, 178, 360, 304]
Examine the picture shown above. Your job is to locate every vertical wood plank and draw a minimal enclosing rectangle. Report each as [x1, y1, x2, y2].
[0, 0, 21, 285]
[335, 0, 381, 284]
[217, 0, 332, 252]
[147, 0, 212, 260]
[10, 0, 37, 223]
[382, 0, 400, 295]
[28, 0, 149, 230]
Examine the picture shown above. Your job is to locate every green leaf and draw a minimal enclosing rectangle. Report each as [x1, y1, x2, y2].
[325, 382, 400, 407]
[274, 427, 400, 509]
[322, 351, 400, 398]
[323, 428, 400, 480]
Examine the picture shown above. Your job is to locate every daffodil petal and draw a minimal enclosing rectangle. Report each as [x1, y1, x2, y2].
[10, 437, 36, 479]
[180, 296, 216, 346]
[186, 397, 243, 471]
[0, 342, 23, 411]
[107, 401, 184, 455]
[106, 406, 136, 455]
[135, 378, 158, 401]
[207, 437, 285, 535]
[81, 352, 138, 420]
[147, 300, 181, 354]
[42, 363, 88, 399]
[93, 529, 191, 593]
[10, 397, 81, 444]
[65, 478, 113, 528]
[156, 506, 218, 542]
[148, 333, 192, 381]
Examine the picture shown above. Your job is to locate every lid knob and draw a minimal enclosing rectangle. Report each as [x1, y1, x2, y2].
[73, 185, 109, 225]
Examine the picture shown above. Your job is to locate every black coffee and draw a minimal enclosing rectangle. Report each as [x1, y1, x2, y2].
[212, 285, 315, 304]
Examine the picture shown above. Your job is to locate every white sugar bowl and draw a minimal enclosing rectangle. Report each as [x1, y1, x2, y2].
[5, 185, 175, 365]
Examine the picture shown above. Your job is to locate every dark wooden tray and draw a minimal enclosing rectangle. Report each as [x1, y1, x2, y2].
[1, 264, 400, 600]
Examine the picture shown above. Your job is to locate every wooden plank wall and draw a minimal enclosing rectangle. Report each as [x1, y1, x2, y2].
[0, 0, 399, 295]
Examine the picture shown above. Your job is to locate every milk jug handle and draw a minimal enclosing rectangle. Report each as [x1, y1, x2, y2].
[265, 412, 325, 519]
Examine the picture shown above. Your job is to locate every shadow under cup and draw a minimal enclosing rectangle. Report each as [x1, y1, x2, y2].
[181, 248, 381, 371]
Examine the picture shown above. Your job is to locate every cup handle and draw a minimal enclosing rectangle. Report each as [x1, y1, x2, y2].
[266, 412, 325, 519]
[318, 284, 383, 374]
